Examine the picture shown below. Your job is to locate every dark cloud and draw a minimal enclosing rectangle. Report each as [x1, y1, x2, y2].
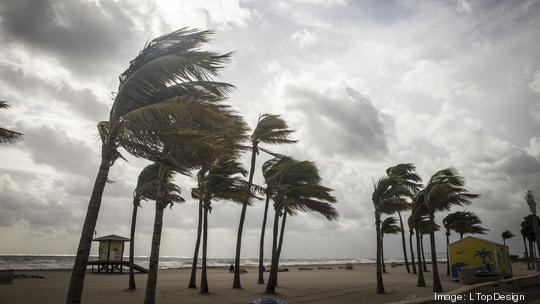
[19, 123, 99, 177]
[0, 65, 109, 121]
[0, 0, 141, 76]
[286, 85, 389, 158]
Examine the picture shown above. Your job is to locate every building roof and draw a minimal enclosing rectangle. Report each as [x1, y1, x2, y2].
[93, 234, 130, 242]
[450, 235, 505, 247]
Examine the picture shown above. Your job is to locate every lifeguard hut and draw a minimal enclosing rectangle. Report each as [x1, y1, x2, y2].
[92, 234, 129, 273]
[448, 236, 512, 280]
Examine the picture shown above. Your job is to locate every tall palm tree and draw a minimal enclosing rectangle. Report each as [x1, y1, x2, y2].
[128, 163, 175, 290]
[381, 217, 401, 273]
[66, 28, 236, 304]
[407, 215, 417, 274]
[410, 196, 427, 286]
[522, 215, 540, 271]
[421, 168, 479, 292]
[501, 230, 514, 246]
[0, 101, 23, 144]
[143, 165, 184, 304]
[264, 157, 337, 294]
[233, 113, 296, 288]
[197, 160, 249, 294]
[443, 212, 461, 276]
[521, 227, 532, 270]
[386, 164, 422, 274]
[188, 172, 205, 289]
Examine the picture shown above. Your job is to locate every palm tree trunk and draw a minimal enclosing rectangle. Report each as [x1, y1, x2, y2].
[258, 194, 271, 284]
[233, 145, 257, 289]
[265, 208, 280, 294]
[375, 211, 384, 293]
[445, 231, 450, 276]
[129, 199, 139, 290]
[144, 167, 169, 304]
[460, 233, 463, 239]
[428, 212, 443, 292]
[381, 234, 386, 273]
[420, 235, 428, 272]
[523, 235, 531, 270]
[415, 225, 425, 287]
[271, 211, 288, 289]
[200, 204, 210, 294]
[529, 240, 536, 270]
[66, 144, 112, 304]
[397, 211, 410, 273]
[503, 238, 506, 246]
[409, 229, 417, 274]
[188, 198, 203, 288]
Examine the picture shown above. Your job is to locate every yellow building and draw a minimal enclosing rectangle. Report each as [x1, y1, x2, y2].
[448, 236, 512, 280]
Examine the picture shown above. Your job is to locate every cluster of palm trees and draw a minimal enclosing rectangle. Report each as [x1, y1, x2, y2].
[372, 164, 482, 293]
[521, 215, 539, 270]
[65, 28, 338, 304]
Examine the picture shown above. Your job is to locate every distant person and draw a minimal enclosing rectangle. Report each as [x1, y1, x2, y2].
[229, 264, 234, 273]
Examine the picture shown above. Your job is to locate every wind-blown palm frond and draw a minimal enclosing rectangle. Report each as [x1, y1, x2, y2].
[0, 101, 23, 144]
[381, 217, 401, 235]
[251, 114, 297, 145]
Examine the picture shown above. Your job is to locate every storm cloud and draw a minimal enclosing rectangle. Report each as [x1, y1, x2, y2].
[0, 0, 539, 260]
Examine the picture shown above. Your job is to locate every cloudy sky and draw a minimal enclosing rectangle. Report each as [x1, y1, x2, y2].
[1, 0, 539, 261]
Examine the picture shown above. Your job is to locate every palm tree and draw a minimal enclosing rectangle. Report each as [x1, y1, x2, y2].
[443, 212, 461, 276]
[66, 28, 236, 304]
[407, 215, 417, 274]
[264, 157, 337, 294]
[381, 217, 401, 273]
[522, 215, 540, 271]
[521, 227, 532, 270]
[501, 230, 514, 246]
[198, 160, 249, 294]
[233, 113, 295, 288]
[451, 212, 488, 239]
[473, 248, 492, 265]
[410, 196, 427, 286]
[143, 165, 184, 304]
[421, 168, 479, 292]
[128, 163, 173, 290]
[0, 101, 23, 144]
[188, 172, 205, 289]
[386, 164, 422, 274]
[417, 215, 440, 272]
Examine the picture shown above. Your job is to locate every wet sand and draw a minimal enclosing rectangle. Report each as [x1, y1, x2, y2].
[0, 262, 534, 304]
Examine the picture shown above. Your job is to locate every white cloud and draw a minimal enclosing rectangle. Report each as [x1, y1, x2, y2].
[291, 28, 317, 48]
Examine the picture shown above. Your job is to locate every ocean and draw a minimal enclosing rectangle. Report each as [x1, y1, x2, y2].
[0, 255, 378, 270]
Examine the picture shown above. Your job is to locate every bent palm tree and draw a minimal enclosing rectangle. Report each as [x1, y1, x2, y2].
[128, 163, 169, 290]
[386, 164, 422, 274]
[264, 157, 337, 294]
[230, 113, 296, 287]
[232, 114, 295, 288]
[66, 28, 236, 304]
[501, 230, 514, 246]
[407, 215, 417, 274]
[0, 101, 23, 144]
[443, 212, 461, 276]
[422, 168, 479, 292]
[381, 217, 401, 273]
[198, 160, 249, 294]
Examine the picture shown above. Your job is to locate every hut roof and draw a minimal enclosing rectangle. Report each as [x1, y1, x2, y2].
[450, 235, 504, 247]
[93, 234, 130, 242]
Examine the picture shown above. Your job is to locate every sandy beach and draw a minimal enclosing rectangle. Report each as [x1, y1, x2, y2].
[0, 262, 536, 304]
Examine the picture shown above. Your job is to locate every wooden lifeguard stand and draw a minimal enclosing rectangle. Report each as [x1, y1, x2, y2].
[91, 234, 129, 273]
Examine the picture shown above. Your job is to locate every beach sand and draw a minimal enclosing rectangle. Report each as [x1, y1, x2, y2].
[0, 262, 534, 304]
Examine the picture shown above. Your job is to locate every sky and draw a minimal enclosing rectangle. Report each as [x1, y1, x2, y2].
[0, 0, 539, 261]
